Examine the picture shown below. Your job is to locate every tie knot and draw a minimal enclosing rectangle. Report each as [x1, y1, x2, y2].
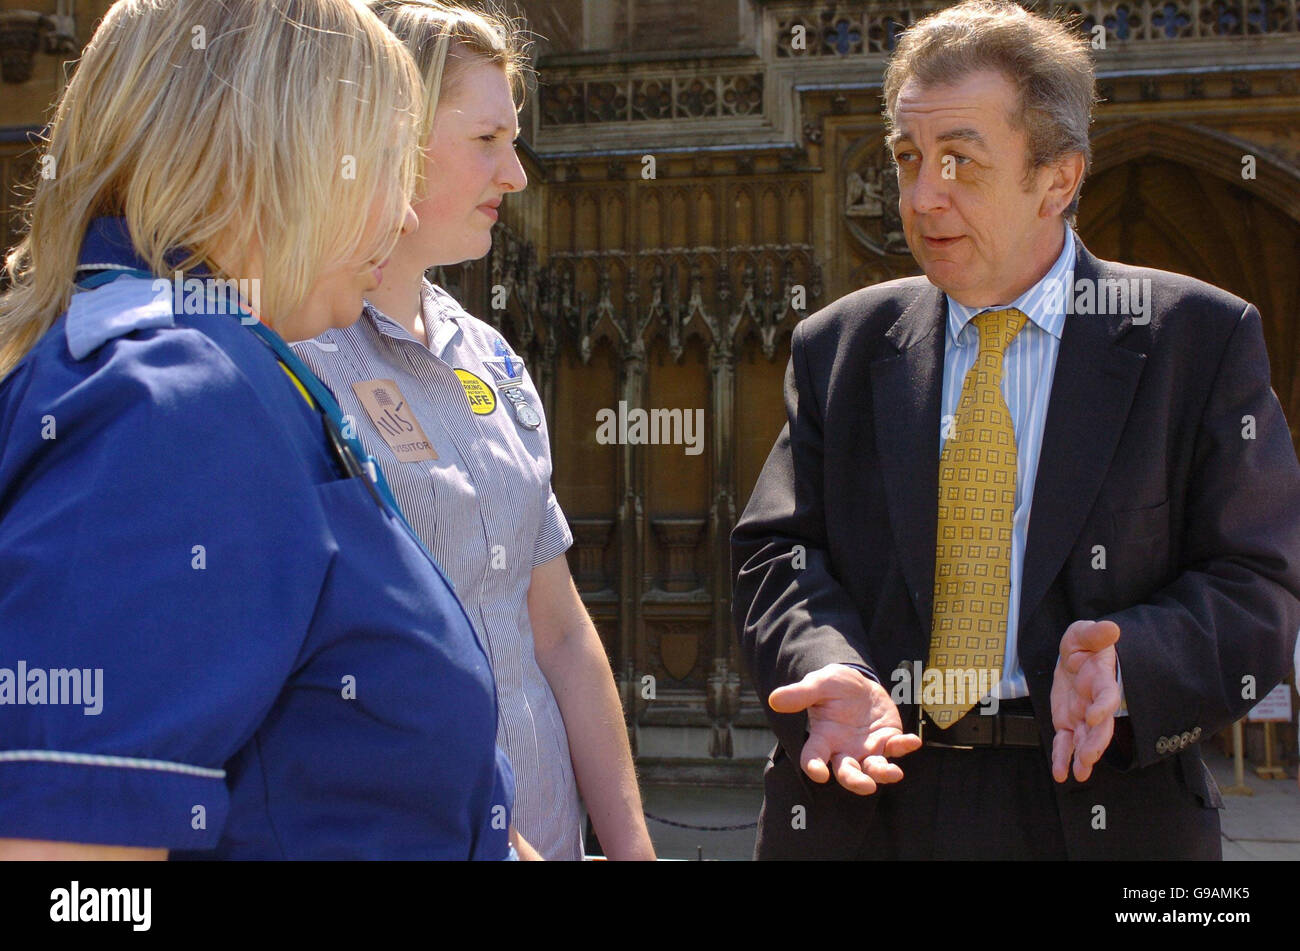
[972, 307, 1027, 356]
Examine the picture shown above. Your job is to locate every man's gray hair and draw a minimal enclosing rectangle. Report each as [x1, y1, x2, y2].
[882, 0, 1098, 224]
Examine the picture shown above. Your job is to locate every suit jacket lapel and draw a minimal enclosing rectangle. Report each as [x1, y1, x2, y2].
[870, 286, 946, 645]
[1018, 239, 1148, 637]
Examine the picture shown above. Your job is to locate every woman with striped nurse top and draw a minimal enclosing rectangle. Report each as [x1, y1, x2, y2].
[294, 0, 655, 861]
[0, 0, 522, 860]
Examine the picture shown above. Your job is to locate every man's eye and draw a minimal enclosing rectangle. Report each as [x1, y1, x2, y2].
[480, 134, 497, 143]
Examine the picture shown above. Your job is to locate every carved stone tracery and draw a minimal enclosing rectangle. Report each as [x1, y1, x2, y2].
[0, 9, 77, 85]
[770, 0, 1297, 58]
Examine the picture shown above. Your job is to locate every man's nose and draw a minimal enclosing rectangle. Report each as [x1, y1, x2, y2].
[907, 157, 951, 215]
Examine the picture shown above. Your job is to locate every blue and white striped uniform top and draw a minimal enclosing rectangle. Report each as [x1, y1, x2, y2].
[293, 280, 581, 860]
[940, 225, 1074, 701]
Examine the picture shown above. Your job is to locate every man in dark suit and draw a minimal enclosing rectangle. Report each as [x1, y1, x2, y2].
[732, 0, 1300, 860]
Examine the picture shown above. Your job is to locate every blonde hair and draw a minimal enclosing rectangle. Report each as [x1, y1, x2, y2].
[0, 0, 423, 378]
[882, 0, 1096, 223]
[368, 1, 533, 144]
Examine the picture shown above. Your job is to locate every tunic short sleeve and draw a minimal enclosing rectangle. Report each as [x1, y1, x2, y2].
[531, 489, 573, 567]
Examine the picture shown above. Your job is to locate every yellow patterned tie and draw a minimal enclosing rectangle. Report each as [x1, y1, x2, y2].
[925, 307, 1027, 728]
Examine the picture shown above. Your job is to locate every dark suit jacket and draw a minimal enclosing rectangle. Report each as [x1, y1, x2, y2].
[732, 233, 1300, 860]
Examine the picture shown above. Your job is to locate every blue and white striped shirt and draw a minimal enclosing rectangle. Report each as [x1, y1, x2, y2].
[940, 225, 1074, 700]
[292, 280, 583, 859]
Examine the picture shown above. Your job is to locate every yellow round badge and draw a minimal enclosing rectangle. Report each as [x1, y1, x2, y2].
[454, 368, 497, 415]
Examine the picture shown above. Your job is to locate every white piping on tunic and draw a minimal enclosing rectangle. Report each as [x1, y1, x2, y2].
[0, 749, 225, 778]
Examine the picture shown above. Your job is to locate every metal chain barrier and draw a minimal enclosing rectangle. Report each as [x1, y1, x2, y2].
[642, 810, 757, 832]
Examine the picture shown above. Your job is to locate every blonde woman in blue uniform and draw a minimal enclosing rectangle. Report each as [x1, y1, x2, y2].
[295, 1, 654, 860]
[0, 0, 525, 859]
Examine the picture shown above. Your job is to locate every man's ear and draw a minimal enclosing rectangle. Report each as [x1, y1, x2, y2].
[1041, 151, 1086, 219]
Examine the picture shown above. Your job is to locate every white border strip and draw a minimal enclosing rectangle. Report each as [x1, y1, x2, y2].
[0, 750, 224, 779]
[73, 262, 144, 273]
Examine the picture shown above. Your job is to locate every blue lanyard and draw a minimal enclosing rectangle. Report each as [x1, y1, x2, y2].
[241, 319, 404, 508]
[74, 267, 438, 565]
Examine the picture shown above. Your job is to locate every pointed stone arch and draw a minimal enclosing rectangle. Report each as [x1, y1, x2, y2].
[1087, 120, 1300, 226]
[1081, 120, 1300, 444]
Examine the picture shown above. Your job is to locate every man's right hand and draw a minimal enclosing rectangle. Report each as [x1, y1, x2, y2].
[767, 663, 922, 795]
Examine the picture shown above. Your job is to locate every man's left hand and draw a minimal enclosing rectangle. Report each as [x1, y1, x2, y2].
[1050, 619, 1122, 783]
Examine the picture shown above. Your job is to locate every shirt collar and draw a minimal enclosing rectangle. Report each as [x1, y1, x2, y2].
[363, 279, 462, 357]
[74, 215, 205, 275]
[421, 280, 464, 357]
[363, 299, 422, 345]
[65, 217, 218, 360]
[945, 224, 1075, 344]
[75, 216, 144, 272]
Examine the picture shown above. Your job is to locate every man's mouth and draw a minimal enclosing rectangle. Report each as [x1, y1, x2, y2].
[923, 235, 963, 249]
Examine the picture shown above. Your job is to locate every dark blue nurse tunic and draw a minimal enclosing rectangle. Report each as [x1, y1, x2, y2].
[0, 218, 513, 859]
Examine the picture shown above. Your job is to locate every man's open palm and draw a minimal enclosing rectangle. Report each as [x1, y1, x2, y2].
[768, 664, 921, 795]
[1051, 619, 1122, 783]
